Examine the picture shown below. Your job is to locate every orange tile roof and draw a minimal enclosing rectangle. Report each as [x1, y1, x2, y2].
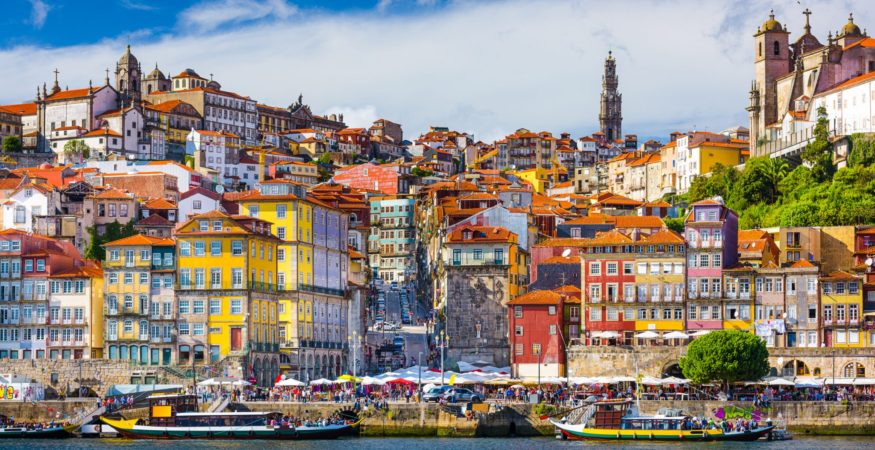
[104, 234, 175, 247]
[820, 271, 859, 281]
[819, 70, 875, 97]
[789, 259, 817, 268]
[642, 229, 684, 244]
[598, 194, 643, 207]
[144, 99, 201, 115]
[447, 225, 516, 243]
[44, 87, 99, 101]
[738, 229, 769, 241]
[643, 200, 671, 208]
[506, 290, 562, 305]
[92, 188, 130, 199]
[84, 128, 123, 138]
[629, 153, 661, 167]
[460, 192, 499, 202]
[542, 256, 578, 264]
[0, 102, 37, 115]
[534, 237, 588, 248]
[586, 229, 634, 246]
[843, 37, 875, 51]
[143, 198, 177, 209]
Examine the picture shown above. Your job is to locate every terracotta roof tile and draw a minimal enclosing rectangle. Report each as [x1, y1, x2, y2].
[104, 234, 175, 247]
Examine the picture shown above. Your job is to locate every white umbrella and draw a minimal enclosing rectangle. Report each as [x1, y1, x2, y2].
[635, 331, 659, 339]
[664, 331, 689, 340]
[688, 330, 711, 336]
[640, 376, 664, 385]
[309, 378, 333, 386]
[853, 378, 875, 386]
[275, 378, 305, 387]
[598, 331, 620, 339]
[661, 377, 690, 385]
[794, 377, 823, 388]
[197, 378, 218, 386]
[360, 377, 385, 386]
[768, 378, 794, 386]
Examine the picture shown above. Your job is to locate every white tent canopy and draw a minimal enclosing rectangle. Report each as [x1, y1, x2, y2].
[309, 378, 333, 386]
[767, 378, 795, 386]
[635, 331, 659, 339]
[275, 378, 305, 387]
[688, 330, 711, 336]
[664, 331, 690, 339]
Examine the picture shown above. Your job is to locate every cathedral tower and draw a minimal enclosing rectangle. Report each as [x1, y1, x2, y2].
[115, 45, 142, 107]
[599, 51, 622, 143]
[752, 10, 790, 155]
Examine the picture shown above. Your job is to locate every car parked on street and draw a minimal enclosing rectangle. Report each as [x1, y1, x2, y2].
[423, 386, 452, 402]
[443, 388, 483, 403]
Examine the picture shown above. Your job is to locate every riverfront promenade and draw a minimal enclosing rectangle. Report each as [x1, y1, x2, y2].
[3, 399, 874, 436]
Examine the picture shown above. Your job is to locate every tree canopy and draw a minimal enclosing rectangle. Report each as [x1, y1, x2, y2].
[2, 136, 22, 153]
[84, 221, 137, 261]
[679, 330, 769, 385]
[63, 139, 90, 163]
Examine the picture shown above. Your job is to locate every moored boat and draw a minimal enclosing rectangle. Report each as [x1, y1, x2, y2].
[0, 425, 76, 439]
[100, 393, 357, 440]
[551, 399, 773, 441]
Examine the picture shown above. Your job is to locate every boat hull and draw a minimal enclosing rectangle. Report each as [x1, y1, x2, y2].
[0, 426, 75, 439]
[551, 421, 774, 441]
[100, 416, 355, 440]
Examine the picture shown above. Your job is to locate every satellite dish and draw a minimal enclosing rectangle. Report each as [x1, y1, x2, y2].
[866, 258, 874, 267]
[215, 185, 225, 194]
[561, 249, 572, 257]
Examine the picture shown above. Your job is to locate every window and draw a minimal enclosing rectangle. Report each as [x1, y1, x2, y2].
[179, 300, 190, 314]
[606, 263, 618, 275]
[193, 323, 205, 336]
[473, 249, 483, 260]
[623, 263, 633, 275]
[193, 200, 202, 210]
[194, 241, 205, 256]
[123, 273, 133, 285]
[548, 305, 557, 315]
[277, 204, 287, 218]
[193, 300, 205, 314]
[178, 322, 189, 335]
[590, 262, 601, 275]
[231, 268, 243, 288]
[277, 227, 286, 240]
[590, 308, 602, 321]
[231, 299, 243, 314]
[712, 253, 721, 267]
[180, 241, 191, 256]
[514, 306, 522, 318]
[549, 324, 557, 335]
[210, 241, 221, 256]
[109, 250, 120, 261]
[773, 40, 780, 56]
[514, 325, 523, 336]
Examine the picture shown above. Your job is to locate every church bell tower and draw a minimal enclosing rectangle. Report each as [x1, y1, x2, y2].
[599, 51, 622, 143]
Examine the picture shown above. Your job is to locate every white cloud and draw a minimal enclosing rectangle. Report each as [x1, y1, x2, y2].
[121, 0, 157, 11]
[28, 0, 50, 29]
[178, 0, 297, 33]
[376, 0, 394, 13]
[1, 0, 872, 140]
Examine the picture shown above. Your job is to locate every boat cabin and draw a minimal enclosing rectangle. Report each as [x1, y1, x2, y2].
[591, 400, 632, 429]
[148, 394, 199, 426]
[172, 412, 283, 427]
[620, 417, 686, 430]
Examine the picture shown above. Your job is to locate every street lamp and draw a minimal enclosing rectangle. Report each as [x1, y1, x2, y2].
[348, 332, 362, 398]
[436, 330, 450, 386]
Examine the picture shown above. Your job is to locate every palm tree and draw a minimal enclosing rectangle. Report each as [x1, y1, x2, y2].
[762, 157, 789, 202]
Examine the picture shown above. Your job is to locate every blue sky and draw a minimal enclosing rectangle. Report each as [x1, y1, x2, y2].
[0, 1, 872, 141]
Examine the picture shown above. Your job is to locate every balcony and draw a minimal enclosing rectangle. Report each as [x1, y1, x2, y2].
[299, 284, 345, 297]
[151, 336, 162, 343]
[21, 316, 47, 325]
[248, 281, 278, 293]
[823, 318, 833, 326]
[0, 319, 19, 325]
[850, 319, 859, 326]
[74, 318, 85, 325]
[61, 318, 72, 325]
[106, 335, 119, 341]
[163, 337, 173, 343]
[150, 314, 161, 320]
[688, 240, 699, 249]
[139, 335, 150, 342]
[674, 296, 684, 302]
[726, 292, 737, 299]
[650, 296, 660, 303]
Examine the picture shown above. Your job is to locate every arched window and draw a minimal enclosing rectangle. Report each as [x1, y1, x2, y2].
[773, 41, 780, 56]
[843, 362, 865, 378]
[759, 42, 763, 57]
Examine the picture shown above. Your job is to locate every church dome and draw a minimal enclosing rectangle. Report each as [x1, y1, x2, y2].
[842, 13, 862, 36]
[761, 10, 783, 32]
[147, 65, 166, 80]
[118, 45, 138, 66]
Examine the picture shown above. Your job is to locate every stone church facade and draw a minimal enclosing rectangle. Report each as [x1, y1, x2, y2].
[444, 265, 512, 367]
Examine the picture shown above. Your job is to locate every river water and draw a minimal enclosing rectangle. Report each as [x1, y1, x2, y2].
[3, 436, 869, 450]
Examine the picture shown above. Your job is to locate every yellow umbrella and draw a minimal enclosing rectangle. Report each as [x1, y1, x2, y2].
[338, 374, 362, 382]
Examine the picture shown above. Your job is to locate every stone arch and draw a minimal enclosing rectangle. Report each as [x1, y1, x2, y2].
[321, 355, 328, 378]
[315, 354, 322, 378]
[782, 359, 810, 376]
[307, 354, 314, 381]
[661, 362, 683, 378]
[252, 357, 261, 384]
[813, 367, 822, 377]
[262, 358, 270, 386]
[335, 354, 341, 378]
[843, 362, 865, 378]
[768, 367, 779, 377]
[271, 359, 279, 385]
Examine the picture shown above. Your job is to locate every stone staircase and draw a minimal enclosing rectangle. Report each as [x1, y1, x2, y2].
[207, 396, 230, 413]
[566, 403, 596, 426]
[71, 404, 105, 428]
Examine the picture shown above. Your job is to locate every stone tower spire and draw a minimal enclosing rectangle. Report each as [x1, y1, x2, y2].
[599, 51, 622, 143]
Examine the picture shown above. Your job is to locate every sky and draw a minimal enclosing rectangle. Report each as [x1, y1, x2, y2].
[0, 0, 872, 142]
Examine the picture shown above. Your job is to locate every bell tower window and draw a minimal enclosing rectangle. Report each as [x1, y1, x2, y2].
[773, 41, 780, 56]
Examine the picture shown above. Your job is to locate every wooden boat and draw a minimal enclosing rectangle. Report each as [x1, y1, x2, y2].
[100, 393, 357, 440]
[0, 425, 76, 438]
[551, 399, 774, 442]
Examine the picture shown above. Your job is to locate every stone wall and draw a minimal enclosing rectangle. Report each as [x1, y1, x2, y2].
[0, 152, 56, 169]
[0, 359, 190, 396]
[445, 265, 511, 367]
[567, 345, 875, 378]
[0, 400, 93, 423]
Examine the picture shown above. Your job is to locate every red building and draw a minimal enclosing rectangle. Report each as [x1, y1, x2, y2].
[508, 287, 579, 379]
[333, 162, 409, 195]
[581, 230, 637, 345]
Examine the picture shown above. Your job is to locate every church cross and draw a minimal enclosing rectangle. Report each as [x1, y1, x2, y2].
[53, 68, 59, 82]
[803, 8, 812, 32]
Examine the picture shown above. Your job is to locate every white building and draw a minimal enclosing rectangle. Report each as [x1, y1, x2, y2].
[2, 182, 58, 232]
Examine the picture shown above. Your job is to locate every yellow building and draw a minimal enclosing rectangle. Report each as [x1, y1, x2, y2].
[103, 234, 177, 365]
[632, 230, 687, 334]
[820, 271, 865, 348]
[175, 211, 281, 385]
[512, 166, 567, 194]
[723, 266, 755, 332]
[47, 263, 104, 360]
[238, 180, 351, 382]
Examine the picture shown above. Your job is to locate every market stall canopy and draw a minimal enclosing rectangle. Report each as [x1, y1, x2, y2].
[635, 331, 659, 339]
[596, 331, 620, 339]
[360, 377, 385, 386]
[275, 378, 305, 387]
[661, 376, 690, 385]
[108, 384, 183, 396]
[793, 377, 824, 388]
[767, 378, 795, 386]
[640, 376, 664, 385]
[663, 331, 690, 339]
[309, 378, 333, 386]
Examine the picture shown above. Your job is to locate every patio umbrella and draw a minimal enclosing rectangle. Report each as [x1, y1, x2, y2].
[509, 384, 526, 389]
[688, 330, 711, 337]
[598, 331, 620, 339]
[640, 376, 664, 385]
[768, 378, 795, 386]
[661, 377, 689, 385]
[360, 377, 385, 386]
[197, 378, 218, 386]
[635, 331, 659, 339]
[275, 378, 305, 387]
[309, 378, 333, 386]
[230, 379, 251, 386]
[663, 331, 689, 340]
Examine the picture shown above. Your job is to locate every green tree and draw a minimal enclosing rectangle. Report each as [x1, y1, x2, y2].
[801, 106, 835, 182]
[679, 330, 769, 388]
[848, 133, 875, 167]
[411, 166, 433, 177]
[664, 217, 685, 233]
[63, 139, 90, 163]
[2, 136, 22, 153]
[84, 220, 137, 261]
